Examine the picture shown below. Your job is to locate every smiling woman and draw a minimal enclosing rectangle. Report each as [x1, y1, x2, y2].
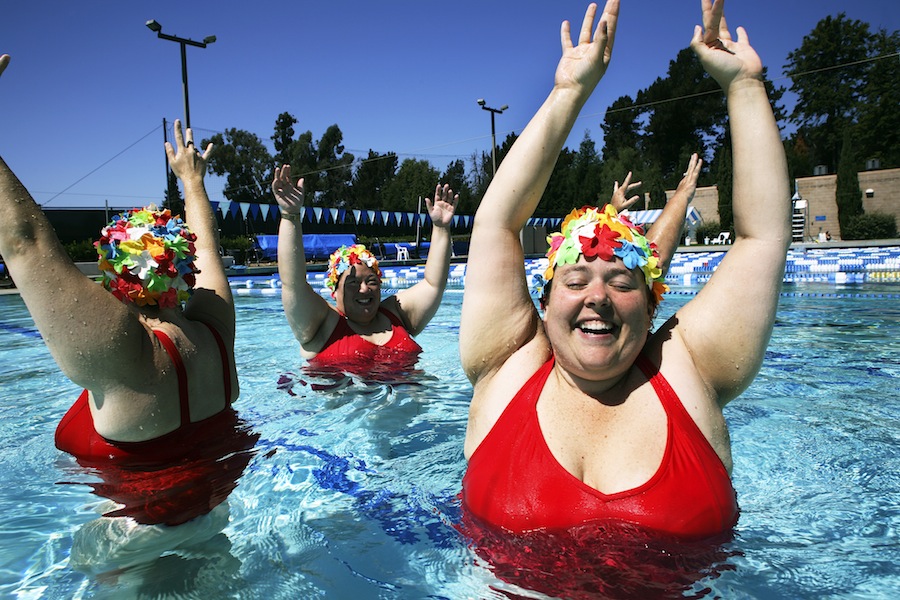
[458, 0, 791, 579]
[271, 164, 459, 375]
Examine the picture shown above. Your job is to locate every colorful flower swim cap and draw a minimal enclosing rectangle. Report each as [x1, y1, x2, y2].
[95, 206, 199, 308]
[543, 204, 669, 305]
[325, 244, 381, 296]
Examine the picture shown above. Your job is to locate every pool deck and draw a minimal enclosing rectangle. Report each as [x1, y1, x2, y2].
[2, 238, 899, 296]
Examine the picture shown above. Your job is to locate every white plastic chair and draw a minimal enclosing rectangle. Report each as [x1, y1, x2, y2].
[711, 232, 731, 245]
[396, 246, 410, 261]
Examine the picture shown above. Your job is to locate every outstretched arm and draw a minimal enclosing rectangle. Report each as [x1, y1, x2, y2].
[391, 183, 457, 335]
[273, 165, 334, 351]
[0, 54, 144, 389]
[460, 1, 619, 383]
[166, 120, 235, 338]
[647, 153, 702, 273]
[676, 0, 791, 404]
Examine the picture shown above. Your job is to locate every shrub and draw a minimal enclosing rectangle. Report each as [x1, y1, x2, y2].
[840, 212, 898, 240]
[220, 235, 254, 252]
[63, 239, 97, 262]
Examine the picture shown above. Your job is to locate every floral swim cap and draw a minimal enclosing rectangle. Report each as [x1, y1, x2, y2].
[95, 206, 199, 308]
[325, 244, 381, 297]
[542, 204, 668, 305]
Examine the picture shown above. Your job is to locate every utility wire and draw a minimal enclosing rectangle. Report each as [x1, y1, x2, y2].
[41, 124, 161, 206]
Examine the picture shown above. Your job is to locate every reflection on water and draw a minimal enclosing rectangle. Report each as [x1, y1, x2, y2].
[460, 512, 740, 600]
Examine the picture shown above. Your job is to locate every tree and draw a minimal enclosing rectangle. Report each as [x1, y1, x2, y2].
[855, 29, 900, 168]
[835, 128, 863, 235]
[351, 150, 398, 209]
[271, 112, 298, 167]
[316, 124, 355, 207]
[541, 148, 576, 213]
[469, 132, 518, 204]
[601, 95, 643, 163]
[569, 132, 604, 207]
[713, 134, 733, 232]
[163, 170, 184, 216]
[784, 14, 873, 172]
[440, 159, 475, 214]
[636, 48, 726, 187]
[203, 128, 273, 204]
[382, 158, 439, 212]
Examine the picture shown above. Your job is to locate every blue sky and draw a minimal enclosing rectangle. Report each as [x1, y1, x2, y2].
[1, 0, 897, 210]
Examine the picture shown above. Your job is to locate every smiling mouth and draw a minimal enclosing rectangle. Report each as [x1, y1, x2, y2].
[577, 321, 615, 335]
[356, 298, 374, 305]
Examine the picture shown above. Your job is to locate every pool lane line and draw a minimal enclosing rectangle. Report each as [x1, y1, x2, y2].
[0, 321, 42, 339]
[663, 290, 900, 299]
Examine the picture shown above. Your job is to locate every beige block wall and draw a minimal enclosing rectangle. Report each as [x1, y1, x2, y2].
[669, 167, 900, 241]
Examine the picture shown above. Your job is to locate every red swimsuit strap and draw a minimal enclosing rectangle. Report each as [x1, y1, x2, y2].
[152, 329, 191, 425]
[199, 322, 232, 403]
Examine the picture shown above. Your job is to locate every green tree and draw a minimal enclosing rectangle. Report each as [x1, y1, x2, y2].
[163, 170, 184, 216]
[785, 130, 814, 179]
[382, 158, 440, 212]
[351, 150, 398, 209]
[835, 128, 863, 235]
[440, 159, 475, 214]
[713, 134, 734, 232]
[541, 148, 576, 213]
[636, 48, 726, 186]
[271, 112, 298, 167]
[288, 130, 321, 200]
[570, 131, 604, 207]
[203, 129, 273, 204]
[855, 30, 900, 168]
[316, 124, 355, 207]
[601, 95, 643, 163]
[784, 14, 873, 172]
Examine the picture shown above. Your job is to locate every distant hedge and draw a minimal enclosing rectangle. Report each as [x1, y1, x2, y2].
[840, 212, 898, 240]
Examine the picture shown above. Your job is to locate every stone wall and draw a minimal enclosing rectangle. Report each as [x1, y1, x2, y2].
[672, 167, 900, 241]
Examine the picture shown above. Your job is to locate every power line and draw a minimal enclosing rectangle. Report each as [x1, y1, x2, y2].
[41, 124, 161, 206]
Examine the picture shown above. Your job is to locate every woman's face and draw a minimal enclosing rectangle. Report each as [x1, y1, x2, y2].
[543, 255, 651, 385]
[335, 263, 382, 324]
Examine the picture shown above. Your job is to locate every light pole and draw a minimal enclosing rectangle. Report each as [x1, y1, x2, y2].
[145, 20, 216, 130]
[476, 99, 508, 176]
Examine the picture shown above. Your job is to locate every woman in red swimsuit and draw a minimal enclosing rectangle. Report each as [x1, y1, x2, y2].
[459, 0, 790, 590]
[0, 82, 255, 567]
[272, 165, 458, 374]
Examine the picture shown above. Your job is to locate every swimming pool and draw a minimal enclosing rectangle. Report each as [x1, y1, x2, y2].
[0, 267, 898, 598]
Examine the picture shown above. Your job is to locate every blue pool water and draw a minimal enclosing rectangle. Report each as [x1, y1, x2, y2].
[0, 255, 898, 598]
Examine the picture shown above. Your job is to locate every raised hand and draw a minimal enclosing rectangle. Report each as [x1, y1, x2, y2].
[610, 171, 642, 212]
[691, 0, 763, 91]
[165, 119, 212, 183]
[272, 164, 304, 214]
[675, 153, 703, 202]
[555, 1, 619, 94]
[425, 183, 459, 229]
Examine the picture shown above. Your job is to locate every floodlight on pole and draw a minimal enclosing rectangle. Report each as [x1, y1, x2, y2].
[145, 19, 216, 130]
[477, 99, 508, 176]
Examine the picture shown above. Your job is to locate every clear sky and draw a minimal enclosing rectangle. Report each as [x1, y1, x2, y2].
[1, 0, 897, 210]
